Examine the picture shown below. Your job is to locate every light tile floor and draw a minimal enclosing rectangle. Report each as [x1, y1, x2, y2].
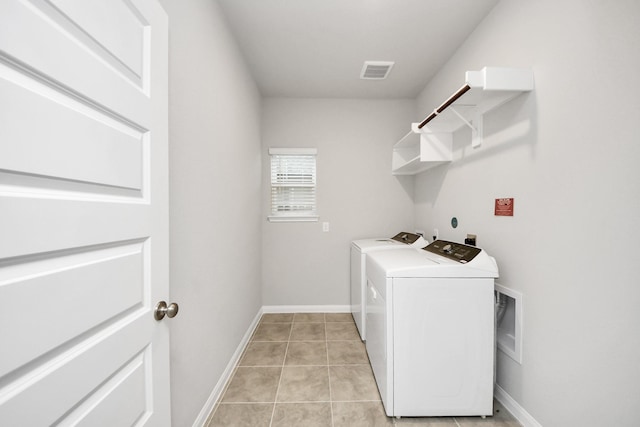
[206, 313, 521, 427]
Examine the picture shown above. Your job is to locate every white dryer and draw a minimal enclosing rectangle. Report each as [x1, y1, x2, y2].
[365, 240, 499, 418]
[350, 232, 427, 341]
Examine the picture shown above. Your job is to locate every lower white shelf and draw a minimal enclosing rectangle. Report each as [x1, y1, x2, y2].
[392, 131, 452, 175]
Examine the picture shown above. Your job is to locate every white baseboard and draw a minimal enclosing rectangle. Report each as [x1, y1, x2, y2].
[191, 307, 264, 427]
[495, 384, 542, 427]
[262, 304, 350, 313]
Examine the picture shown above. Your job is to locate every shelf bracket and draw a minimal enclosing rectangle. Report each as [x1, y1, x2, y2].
[449, 107, 483, 148]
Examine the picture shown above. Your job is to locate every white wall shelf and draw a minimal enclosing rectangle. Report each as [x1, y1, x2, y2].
[392, 67, 533, 175]
[392, 125, 452, 175]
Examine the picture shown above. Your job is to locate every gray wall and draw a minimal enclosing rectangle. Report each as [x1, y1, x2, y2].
[261, 98, 415, 306]
[159, 0, 263, 425]
[413, 1, 640, 425]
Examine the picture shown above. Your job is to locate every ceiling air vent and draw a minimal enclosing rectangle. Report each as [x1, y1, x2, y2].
[360, 61, 395, 80]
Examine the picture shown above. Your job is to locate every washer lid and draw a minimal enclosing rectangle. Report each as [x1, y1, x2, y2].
[423, 240, 481, 263]
[352, 238, 404, 251]
[367, 245, 499, 278]
[352, 232, 428, 252]
[390, 231, 423, 245]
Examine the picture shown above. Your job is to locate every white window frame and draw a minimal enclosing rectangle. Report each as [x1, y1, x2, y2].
[268, 147, 318, 222]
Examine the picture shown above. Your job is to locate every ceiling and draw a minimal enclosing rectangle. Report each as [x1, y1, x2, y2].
[215, 0, 499, 99]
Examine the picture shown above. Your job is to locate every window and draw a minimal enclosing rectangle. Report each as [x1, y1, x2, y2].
[268, 148, 317, 222]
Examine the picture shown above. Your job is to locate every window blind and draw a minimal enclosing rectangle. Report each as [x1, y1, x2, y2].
[269, 148, 317, 220]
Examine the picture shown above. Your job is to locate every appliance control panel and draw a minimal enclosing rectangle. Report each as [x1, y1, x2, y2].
[391, 231, 421, 244]
[423, 240, 482, 263]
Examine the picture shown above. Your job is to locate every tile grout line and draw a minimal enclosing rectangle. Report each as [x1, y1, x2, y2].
[236, 363, 370, 368]
[325, 316, 335, 427]
[214, 399, 381, 404]
[268, 315, 294, 427]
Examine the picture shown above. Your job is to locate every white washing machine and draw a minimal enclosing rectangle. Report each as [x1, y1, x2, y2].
[365, 240, 499, 418]
[350, 232, 427, 341]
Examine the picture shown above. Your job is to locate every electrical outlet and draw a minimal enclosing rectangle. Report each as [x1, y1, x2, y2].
[322, 222, 330, 232]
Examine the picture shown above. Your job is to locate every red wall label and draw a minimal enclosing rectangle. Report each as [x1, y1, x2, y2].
[495, 198, 514, 216]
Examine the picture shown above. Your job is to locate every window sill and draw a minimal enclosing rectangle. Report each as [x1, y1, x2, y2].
[267, 215, 319, 223]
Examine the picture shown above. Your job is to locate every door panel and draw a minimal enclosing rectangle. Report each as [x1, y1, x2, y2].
[0, 0, 150, 127]
[0, 0, 169, 425]
[0, 74, 144, 190]
[48, 0, 146, 79]
[65, 354, 148, 427]
[0, 200, 150, 258]
[0, 241, 146, 378]
[0, 315, 151, 425]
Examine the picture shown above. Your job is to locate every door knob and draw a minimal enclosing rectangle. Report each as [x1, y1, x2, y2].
[154, 301, 179, 320]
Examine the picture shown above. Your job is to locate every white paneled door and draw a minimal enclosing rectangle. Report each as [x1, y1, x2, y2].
[0, 0, 171, 425]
